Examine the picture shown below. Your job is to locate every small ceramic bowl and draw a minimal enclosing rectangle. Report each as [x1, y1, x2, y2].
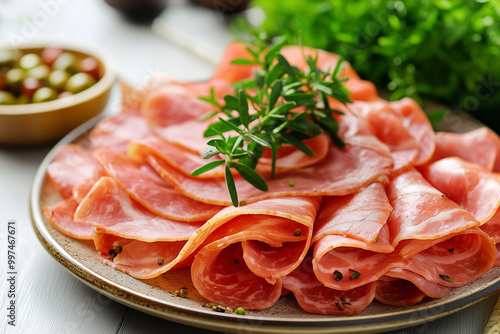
[0, 43, 117, 146]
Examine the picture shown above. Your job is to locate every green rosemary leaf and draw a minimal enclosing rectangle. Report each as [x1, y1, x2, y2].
[277, 54, 296, 78]
[248, 133, 271, 148]
[287, 119, 322, 137]
[204, 118, 240, 137]
[224, 95, 240, 111]
[218, 117, 244, 135]
[234, 78, 257, 90]
[225, 164, 239, 207]
[198, 87, 219, 107]
[266, 62, 285, 86]
[233, 162, 269, 192]
[283, 92, 315, 102]
[206, 138, 225, 147]
[230, 58, 256, 65]
[280, 133, 314, 156]
[191, 160, 225, 176]
[238, 140, 264, 169]
[202, 146, 221, 159]
[268, 80, 283, 110]
[312, 82, 333, 96]
[314, 114, 345, 148]
[239, 90, 250, 129]
[269, 102, 296, 117]
[198, 110, 219, 122]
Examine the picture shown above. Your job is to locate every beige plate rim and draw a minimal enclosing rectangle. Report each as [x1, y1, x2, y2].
[30, 115, 500, 334]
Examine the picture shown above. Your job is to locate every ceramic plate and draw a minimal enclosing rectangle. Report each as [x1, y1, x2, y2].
[30, 114, 500, 334]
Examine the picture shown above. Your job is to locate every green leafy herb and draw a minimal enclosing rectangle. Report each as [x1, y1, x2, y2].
[193, 35, 351, 206]
[237, 0, 500, 132]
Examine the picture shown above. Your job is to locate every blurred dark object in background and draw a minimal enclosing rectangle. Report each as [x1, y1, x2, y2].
[191, 0, 250, 15]
[104, 0, 168, 23]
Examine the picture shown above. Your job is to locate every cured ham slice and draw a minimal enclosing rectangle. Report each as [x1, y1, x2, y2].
[47, 144, 104, 199]
[430, 128, 500, 172]
[311, 182, 396, 291]
[90, 111, 153, 154]
[419, 157, 500, 265]
[75, 177, 205, 242]
[193, 241, 283, 310]
[313, 182, 392, 244]
[383, 268, 451, 299]
[419, 157, 500, 224]
[390, 98, 435, 166]
[282, 252, 378, 315]
[312, 226, 399, 290]
[312, 204, 398, 291]
[93, 148, 223, 221]
[90, 82, 154, 154]
[128, 134, 330, 179]
[74, 176, 206, 277]
[387, 167, 496, 287]
[190, 196, 319, 309]
[93, 233, 189, 277]
[349, 100, 419, 171]
[143, 140, 392, 206]
[140, 84, 217, 154]
[43, 197, 95, 240]
[387, 167, 479, 245]
[375, 276, 427, 307]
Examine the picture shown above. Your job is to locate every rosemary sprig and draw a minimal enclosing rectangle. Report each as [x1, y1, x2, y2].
[192, 36, 352, 206]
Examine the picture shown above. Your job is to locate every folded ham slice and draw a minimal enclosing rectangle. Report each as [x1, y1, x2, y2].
[43, 197, 95, 240]
[47, 144, 104, 199]
[127, 133, 330, 179]
[191, 196, 320, 309]
[311, 183, 398, 290]
[142, 140, 392, 206]
[282, 252, 378, 315]
[90, 82, 154, 154]
[387, 167, 496, 288]
[93, 148, 223, 221]
[349, 100, 419, 171]
[429, 127, 500, 172]
[419, 157, 500, 265]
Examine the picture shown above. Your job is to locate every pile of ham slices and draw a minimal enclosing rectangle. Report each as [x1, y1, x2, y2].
[43, 43, 500, 315]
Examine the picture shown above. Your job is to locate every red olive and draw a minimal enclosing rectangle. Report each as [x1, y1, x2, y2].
[57, 91, 73, 99]
[41, 47, 64, 67]
[22, 77, 42, 98]
[79, 57, 100, 79]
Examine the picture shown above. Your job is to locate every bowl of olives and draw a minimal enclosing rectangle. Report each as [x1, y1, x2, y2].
[0, 43, 117, 146]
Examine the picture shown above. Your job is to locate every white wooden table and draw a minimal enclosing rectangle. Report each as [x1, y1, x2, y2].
[0, 0, 498, 333]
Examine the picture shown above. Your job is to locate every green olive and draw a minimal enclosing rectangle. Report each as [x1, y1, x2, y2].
[0, 49, 20, 68]
[32, 87, 57, 103]
[48, 70, 71, 92]
[5, 68, 25, 95]
[27, 64, 50, 81]
[52, 53, 78, 73]
[65, 72, 96, 94]
[19, 53, 42, 70]
[0, 90, 16, 104]
[16, 94, 30, 104]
